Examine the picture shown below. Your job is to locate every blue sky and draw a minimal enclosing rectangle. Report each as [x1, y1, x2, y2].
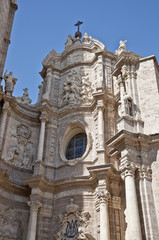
[5, 0, 159, 103]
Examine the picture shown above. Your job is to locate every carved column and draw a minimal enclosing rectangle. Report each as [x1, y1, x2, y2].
[138, 165, 158, 239]
[42, 68, 52, 102]
[37, 111, 48, 161]
[0, 101, 10, 150]
[118, 74, 126, 116]
[97, 55, 104, 91]
[96, 190, 111, 240]
[121, 162, 142, 240]
[97, 100, 104, 151]
[26, 201, 42, 240]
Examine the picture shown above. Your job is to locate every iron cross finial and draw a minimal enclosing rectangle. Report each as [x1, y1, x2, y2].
[74, 21, 83, 32]
[74, 21, 83, 39]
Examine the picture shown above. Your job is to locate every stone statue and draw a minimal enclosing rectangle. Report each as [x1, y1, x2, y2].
[83, 33, 92, 44]
[115, 40, 127, 56]
[65, 34, 73, 48]
[3, 70, 17, 96]
[16, 88, 32, 104]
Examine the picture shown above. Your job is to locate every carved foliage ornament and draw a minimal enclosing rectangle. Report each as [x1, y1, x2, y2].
[55, 198, 95, 240]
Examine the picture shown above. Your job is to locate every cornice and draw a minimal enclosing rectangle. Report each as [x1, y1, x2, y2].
[0, 168, 30, 196]
[23, 173, 97, 193]
[106, 130, 151, 153]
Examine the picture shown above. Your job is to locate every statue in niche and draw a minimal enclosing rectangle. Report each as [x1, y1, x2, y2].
[115, 40, 127, 56]
[3, 70, 17, 96]
[124, 93, 133, 116]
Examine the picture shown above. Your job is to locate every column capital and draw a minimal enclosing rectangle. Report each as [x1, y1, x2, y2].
[96, 190, 111, 204]
[97, 99, 104, 109]
[137, 164, 152, 181]
[28, 200, 42, 212]
[40, 111, 48, 122]
[120, 160, 136, 180]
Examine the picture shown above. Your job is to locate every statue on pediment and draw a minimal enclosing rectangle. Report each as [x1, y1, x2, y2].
[115, 40, 127, 56]
[3, 70, 17, 96]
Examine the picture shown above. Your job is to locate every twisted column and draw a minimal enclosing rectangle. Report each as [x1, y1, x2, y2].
[26, 201, 42, 240]
[121, 163, 142, 240]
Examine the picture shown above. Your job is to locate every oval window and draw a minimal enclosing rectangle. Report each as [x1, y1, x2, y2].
[66, 133, 87, 160]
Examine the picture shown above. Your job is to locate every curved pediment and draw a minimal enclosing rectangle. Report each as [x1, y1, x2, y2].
[41, 34, 106, 72]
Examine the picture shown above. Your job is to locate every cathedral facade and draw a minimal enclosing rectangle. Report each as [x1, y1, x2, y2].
[0, 2, 159, 240]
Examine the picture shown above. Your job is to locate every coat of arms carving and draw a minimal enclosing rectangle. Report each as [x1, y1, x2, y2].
[55, 198, 95, 240]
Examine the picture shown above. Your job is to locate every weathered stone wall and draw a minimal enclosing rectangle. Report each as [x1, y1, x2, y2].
[137, 57, 159, 135]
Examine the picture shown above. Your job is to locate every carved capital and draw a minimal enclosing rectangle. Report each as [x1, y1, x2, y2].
[97, 100, 104, 110]
[28, 200, 42, 212]
[40, 111, 48, 122]
[137, 164, 152, 181]
[96, 190, 111, 204]
[120, 160, 136, 180]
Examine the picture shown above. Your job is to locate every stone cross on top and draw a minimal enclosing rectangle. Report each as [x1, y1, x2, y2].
[74, 21, 83, 39]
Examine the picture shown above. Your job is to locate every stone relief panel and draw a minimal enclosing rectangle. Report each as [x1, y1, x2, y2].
[60, 68, 95, 107]
[0, 204, 28, 240]
[3, 122, 35, 170]
[61, 51, 94, 69]
[54, 198, 95, 240]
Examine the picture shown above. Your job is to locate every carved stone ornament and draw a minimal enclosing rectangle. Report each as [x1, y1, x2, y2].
[96, 190, 111, 204]
[4, 124, 33, 170]
[55, 198, 95, 240]
[137, 164, 152, 181]
[16, 88, 32, 105]
[16, 123, 31, 145]
[120, 160, 136, 180]
[4, 145, 33, 170]
[0, 207, 23, 240]
[61, 69, 95, 106]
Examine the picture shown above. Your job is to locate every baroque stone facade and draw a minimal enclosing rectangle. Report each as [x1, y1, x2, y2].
[0, 5, 159, 240]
